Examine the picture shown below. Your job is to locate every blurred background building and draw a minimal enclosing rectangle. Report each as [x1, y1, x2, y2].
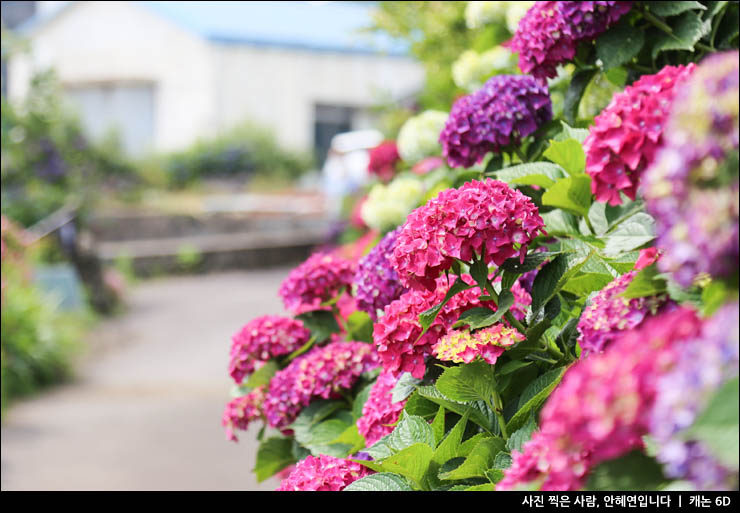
[4, 1, 424, 163]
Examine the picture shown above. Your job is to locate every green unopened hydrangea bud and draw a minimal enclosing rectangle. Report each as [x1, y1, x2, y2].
[452, 47, 517, 91]
[397, 110, 449, 165]
[465, 1, 509, 30]
[360, 175, 425, 233]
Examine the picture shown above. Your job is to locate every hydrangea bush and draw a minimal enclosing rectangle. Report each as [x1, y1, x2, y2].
[222, 1, 739, 492]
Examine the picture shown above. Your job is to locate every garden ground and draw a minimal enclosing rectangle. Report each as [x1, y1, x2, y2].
[0, 269, 289, 491]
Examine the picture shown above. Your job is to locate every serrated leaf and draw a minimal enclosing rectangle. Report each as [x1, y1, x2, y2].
[496, 360, 533, 376]
[587, 201, 609, 236]
[506, 414, 537, 454]
[365, 434, 396, 460]
[603, 213, 656, 256]
[652, 11, 712, 58]
[295, 310, 339, 343]
[377, 443, 435, 489]
[587, 450, 668, 491]
[344, 472, 414, 491]
[391, 372, 422, 404]
[453, 291, 512, 330]
[542, 210, 580, 235]
[253, 437, 295, 482]
[501, 251, 560, 274]
[438, 438, 506, 480]
[432, 409, 470, 466]
[554, 121, 589, 144]
[328, 423, 366, 455]
[597, 18, 645, 70]
[646, 1, 706, 17]
[403, 390, 441, 419]
[561, 272, 614, 296]
[621, 264, 667, 299]
[416, 386, 496, 433]
[387, 413, 436, 452]
[507, 367, 567, 434]
[531, 255, 569, 314]
[493, 162, 566, 188]
[431, 406, 446, 447]
[543, 139, 585, 176]
[685, 377, 739, 469]
[435, 360, 496, 404]
[493, 452, 513, 470]
[542, 175, 593, 217]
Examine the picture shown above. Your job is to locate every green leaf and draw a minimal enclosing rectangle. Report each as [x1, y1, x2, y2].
[500, 270, 519, 292]
[561, 272, 614, 296]
[596, 18, 645, 70]
[432, 409, 470, 467]
[387, 413, 436, 451]
[621, 264, 667, 299]
[344, 472, 414, 491]
[541, 210, 580, 235]
[685, 377, 739, 470]
[484, 154, 504, 174]
[587, 201, 609, 236]
[501, 251, 560, 274]
[295, 310, 339, 342]
[328, 423, 366, 455]
[507, 366, 567, 434]
[493, 452, 513, 470]
[493, 162, 566, 188]
[244, 359, 279, 389]
[391, 372, 422, 404]
[435, 360, 496, 404]
[346, 310, 374, 343]
[564, 69, 597, 125]
[465, 482, 497, 491]
[253, 437, 295, 482]
[587, 450, 668, 491]
[531, 255, 569, 314]
[506, 413, 537, 454]
[604, 66, 629, 87]
[290, 400, 345, 450]
[543, 139, 585, 176]
[377, 443, 435, 490]
[403, 390, 441, 419]
[469, 256, 490, 294]
[553, 121, 589, 144]
[701, 280, 729, 317]
[418, 277, 475, 336]
[416, 386, 496, 433]
[646, 1, 706, 17]
[542, 175, 593, 217]
[603, 213, 656, 256]
[438, 437, 506, 480]
[352, 381, 374, 421]
[431, 406, 446, 447]
[496, 360, 533, 377]
[453, 291, 512, 330]
[365, 434, 397, 460]
[651, 11, 712, 58]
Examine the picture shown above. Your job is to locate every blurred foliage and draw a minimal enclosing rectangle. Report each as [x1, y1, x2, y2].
[1, 217, 91, 416]
[153, 122, 315, 189]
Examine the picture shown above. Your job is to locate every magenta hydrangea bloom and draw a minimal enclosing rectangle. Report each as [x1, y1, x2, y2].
[356, 371, 407, 447]
[373, 274, 531, 379]
[262, 340, 380, 429]
[499, 305, 703, 491]
[649, 302, 739, 490]
[391, 179, 546, 292]
[278, 251, 356, 315]
[221, 386, 266, 442]
[506, 2, 632, 81]
[440, 75, 552, 168]
[584, 63, 696, 205]
[276, 454, 372, 491]
[642, 51, 739, 287]
[228, 315, 311, 384]
[576, 270, 666, 356]
[432, 324, 524, 365]
[367, 140, 400, 182]
[353, 227, 406, 321]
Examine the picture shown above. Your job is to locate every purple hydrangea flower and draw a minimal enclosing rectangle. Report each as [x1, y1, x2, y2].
[439, 75, 552, 168]
[506, 2, 632, 80]
[642, 51, 739, 287]
[353, 227, 406, 321]
[649, 302, 739, 490]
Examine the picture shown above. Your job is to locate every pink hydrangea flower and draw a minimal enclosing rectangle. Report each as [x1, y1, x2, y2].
[356, 371, 407, 447]
[276, 454, 372, 491]
[433, 324, 524, 365]
[367, 140, 400, 182]
[390, 179, 546, 291]
[576, 271, 666, 355]
[506, 2, 632, 81]
[278, 251, 356, 315]
[221, 386, 266, 442]
[499, 305, 703, 491]
[228, 315, 311, 384]
[374, 274, 531, 379]
[262, 340, 380, 429]
[633, 247, 661, 270]
[584, 63, 696, 205]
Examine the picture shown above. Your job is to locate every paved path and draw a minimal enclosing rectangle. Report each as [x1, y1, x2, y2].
[1, 269, 293, 491]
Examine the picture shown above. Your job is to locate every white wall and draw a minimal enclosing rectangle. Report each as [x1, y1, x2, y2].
[8, 1, 215, 153]
[210, 44, 424, 152]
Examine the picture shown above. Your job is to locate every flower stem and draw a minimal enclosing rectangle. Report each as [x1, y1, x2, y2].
[641, 8, 674, 36]
[489, 391, 509, 440]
